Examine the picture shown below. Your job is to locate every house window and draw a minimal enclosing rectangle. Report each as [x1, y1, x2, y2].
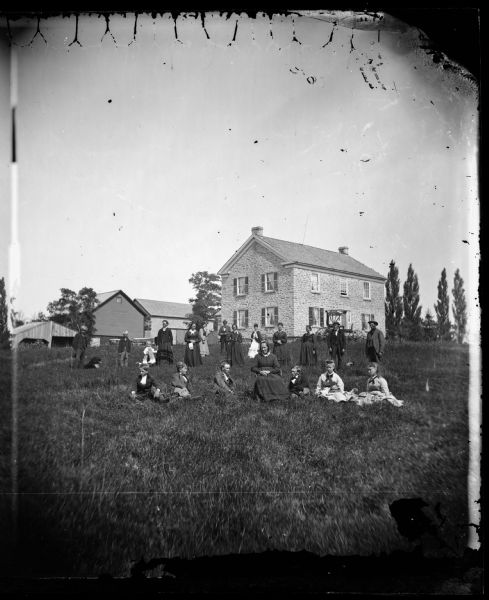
[116, 296, 122, 303]
[261, 272, 278, 292]
[261, 306, 278, 327]
[311, 272, 320, 292]
[308, 307, 325, 328]
[361, 313, 375, 330]
[363, 281, 371, 300]
[233, 276, 249, 296]
[340, 279, 349, 296]
[234, 309, 249, 329]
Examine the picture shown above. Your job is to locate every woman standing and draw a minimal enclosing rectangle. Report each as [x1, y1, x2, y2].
[248, 323, 262, 359]
[299, 325, 317, 366]
[272, 322, 290, 368]
[227, 323, 245, 366]
[199, 325, 210, 358]
[156, 320, 174, 365]
[184, 322, 202, 367]
[251, 341, 289, 402]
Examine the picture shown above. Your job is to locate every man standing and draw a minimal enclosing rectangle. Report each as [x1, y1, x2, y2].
[328, 321, 346, 369]
[118, 330, 132, 367]
[365, 320, 385, 362]
[218, 320, 231, 354]
[71, 324, 88, 369]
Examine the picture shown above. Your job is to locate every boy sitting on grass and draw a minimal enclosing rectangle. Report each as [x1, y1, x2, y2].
[315, 360, 346, 402]
[131, 363, 163, 402]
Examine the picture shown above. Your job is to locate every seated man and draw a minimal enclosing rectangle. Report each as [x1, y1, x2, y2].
[131, 363, 162, 401]
[213, 361, 236, 397]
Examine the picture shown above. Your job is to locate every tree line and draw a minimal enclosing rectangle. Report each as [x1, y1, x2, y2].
[385, 261, 467, 342]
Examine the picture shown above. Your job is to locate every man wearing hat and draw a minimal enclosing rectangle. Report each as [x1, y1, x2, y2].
[218, 320, 231, 354]
[118, 330, 132, 367]
[71, 324, 89, 369]
[328, 321, 346, 369]
[365, 320, 385, 363]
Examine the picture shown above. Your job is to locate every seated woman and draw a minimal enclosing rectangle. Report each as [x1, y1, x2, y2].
[171, 361, 192, 398]
[345, 363, 403, 407]
[251, 341, 289, 402]
[213, 361, 236, 398]
[315, 360, 346, 402]
[131, 363, 162, 401]
[288, 365, 310, 399]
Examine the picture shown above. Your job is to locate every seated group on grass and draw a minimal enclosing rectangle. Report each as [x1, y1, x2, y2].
[131, 340, 402, 407]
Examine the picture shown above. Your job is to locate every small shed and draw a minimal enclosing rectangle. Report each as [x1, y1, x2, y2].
[11, 321, 77, 349]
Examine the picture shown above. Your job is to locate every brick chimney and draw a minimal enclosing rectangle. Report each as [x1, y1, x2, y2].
[252, 226, 263, 236]
[338, 246, 349, 255]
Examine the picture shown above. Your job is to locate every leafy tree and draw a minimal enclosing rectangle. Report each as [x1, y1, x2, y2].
[31, 311, 49, 322]
[384, 260, 403, 339]
[402, 263, 423, 340]
[434, 268, 451, 341]
[188, 271, 222, 325]
[422, 309, 437, 341]
[9, 297, 25, 328]
[46, 287, 99, 337]
[452, 268, 467, 343]
[0, 277, 10, 349]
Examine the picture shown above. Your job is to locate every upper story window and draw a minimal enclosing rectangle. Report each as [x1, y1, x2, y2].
[340, 278, 349, 296]
[363, 281, 371, 300]
[233, 276, 249, 296]
[116, 296, 122, 303]
[311, 272, 320, 292]
[261, 272, 278, 293]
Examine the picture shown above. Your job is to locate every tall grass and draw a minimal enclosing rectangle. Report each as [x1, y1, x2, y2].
[0, 339, 469, 576]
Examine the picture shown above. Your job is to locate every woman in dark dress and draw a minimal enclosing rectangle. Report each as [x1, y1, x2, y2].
[227, 324, 245, 366]
[156, 320, 174, 365]
[184, 322, 202, 367]
[299, 325, 318, 366]
[272, 322, 290, 368]
[251, 341, 289, 402]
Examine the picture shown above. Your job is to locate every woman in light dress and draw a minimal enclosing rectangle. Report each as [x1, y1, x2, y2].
[248, 323, 262, 359]
[345, 363, 403, 407]
[199, 325, 210, 358]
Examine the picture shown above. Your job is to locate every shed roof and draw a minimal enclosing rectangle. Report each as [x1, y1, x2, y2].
[12, 321, 77, 336]
[133, 299, 193, 318]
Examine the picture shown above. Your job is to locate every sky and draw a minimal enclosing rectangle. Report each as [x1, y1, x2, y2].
[0, 11, 479, 338]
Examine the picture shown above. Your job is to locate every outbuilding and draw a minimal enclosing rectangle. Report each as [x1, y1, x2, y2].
[11, 321, 77, 349]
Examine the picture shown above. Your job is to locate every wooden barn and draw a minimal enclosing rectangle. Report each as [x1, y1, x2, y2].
[11, 321, 77, 349]
[92, 290, 147, 343]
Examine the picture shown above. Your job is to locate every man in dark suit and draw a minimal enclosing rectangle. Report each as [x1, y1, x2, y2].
[328, 321, 346, 369]
[218, 320, 231, 354]
[118, 330, 132, 367]
[365, 320, 385, 362]
[71, 325, 89, 369]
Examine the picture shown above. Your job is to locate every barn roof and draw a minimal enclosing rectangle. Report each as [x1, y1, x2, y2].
[218, 231, 385, 281]
[133, 299, 193, 318]
[94, 290, 147, 316]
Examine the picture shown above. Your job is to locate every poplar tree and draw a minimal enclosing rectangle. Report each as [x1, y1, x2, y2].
[452, 268, 467, 343]
[434, 268, 451, 340]
[402, 263, 423, 340]
[384, 260, 403, 339]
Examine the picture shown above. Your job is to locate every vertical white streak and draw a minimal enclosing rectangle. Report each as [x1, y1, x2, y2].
[9, 44, 19, 548]
[466, 112, 480, 550]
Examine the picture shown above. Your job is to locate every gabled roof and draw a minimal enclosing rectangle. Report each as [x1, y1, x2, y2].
[218, 233, 385, 281]
[94, 290, 147, 316]
[12, 321, 77, 336]
[133, 299, 193, 318]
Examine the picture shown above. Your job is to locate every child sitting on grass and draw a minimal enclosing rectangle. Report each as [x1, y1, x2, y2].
[131, 363, 163, 402]
[171, 361, 202, 400]
[315, 360, 346, 402]
[289, 365, 310, 399]
[345, 363, 403, 407]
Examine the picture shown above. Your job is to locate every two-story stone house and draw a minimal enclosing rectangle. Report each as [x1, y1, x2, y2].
[217, 227, 386, 339]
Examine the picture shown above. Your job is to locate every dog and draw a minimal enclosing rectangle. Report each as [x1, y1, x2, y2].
[84, 357, 102, 369]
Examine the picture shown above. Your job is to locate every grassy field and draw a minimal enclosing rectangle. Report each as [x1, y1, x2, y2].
[0, 338, 469, 578]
